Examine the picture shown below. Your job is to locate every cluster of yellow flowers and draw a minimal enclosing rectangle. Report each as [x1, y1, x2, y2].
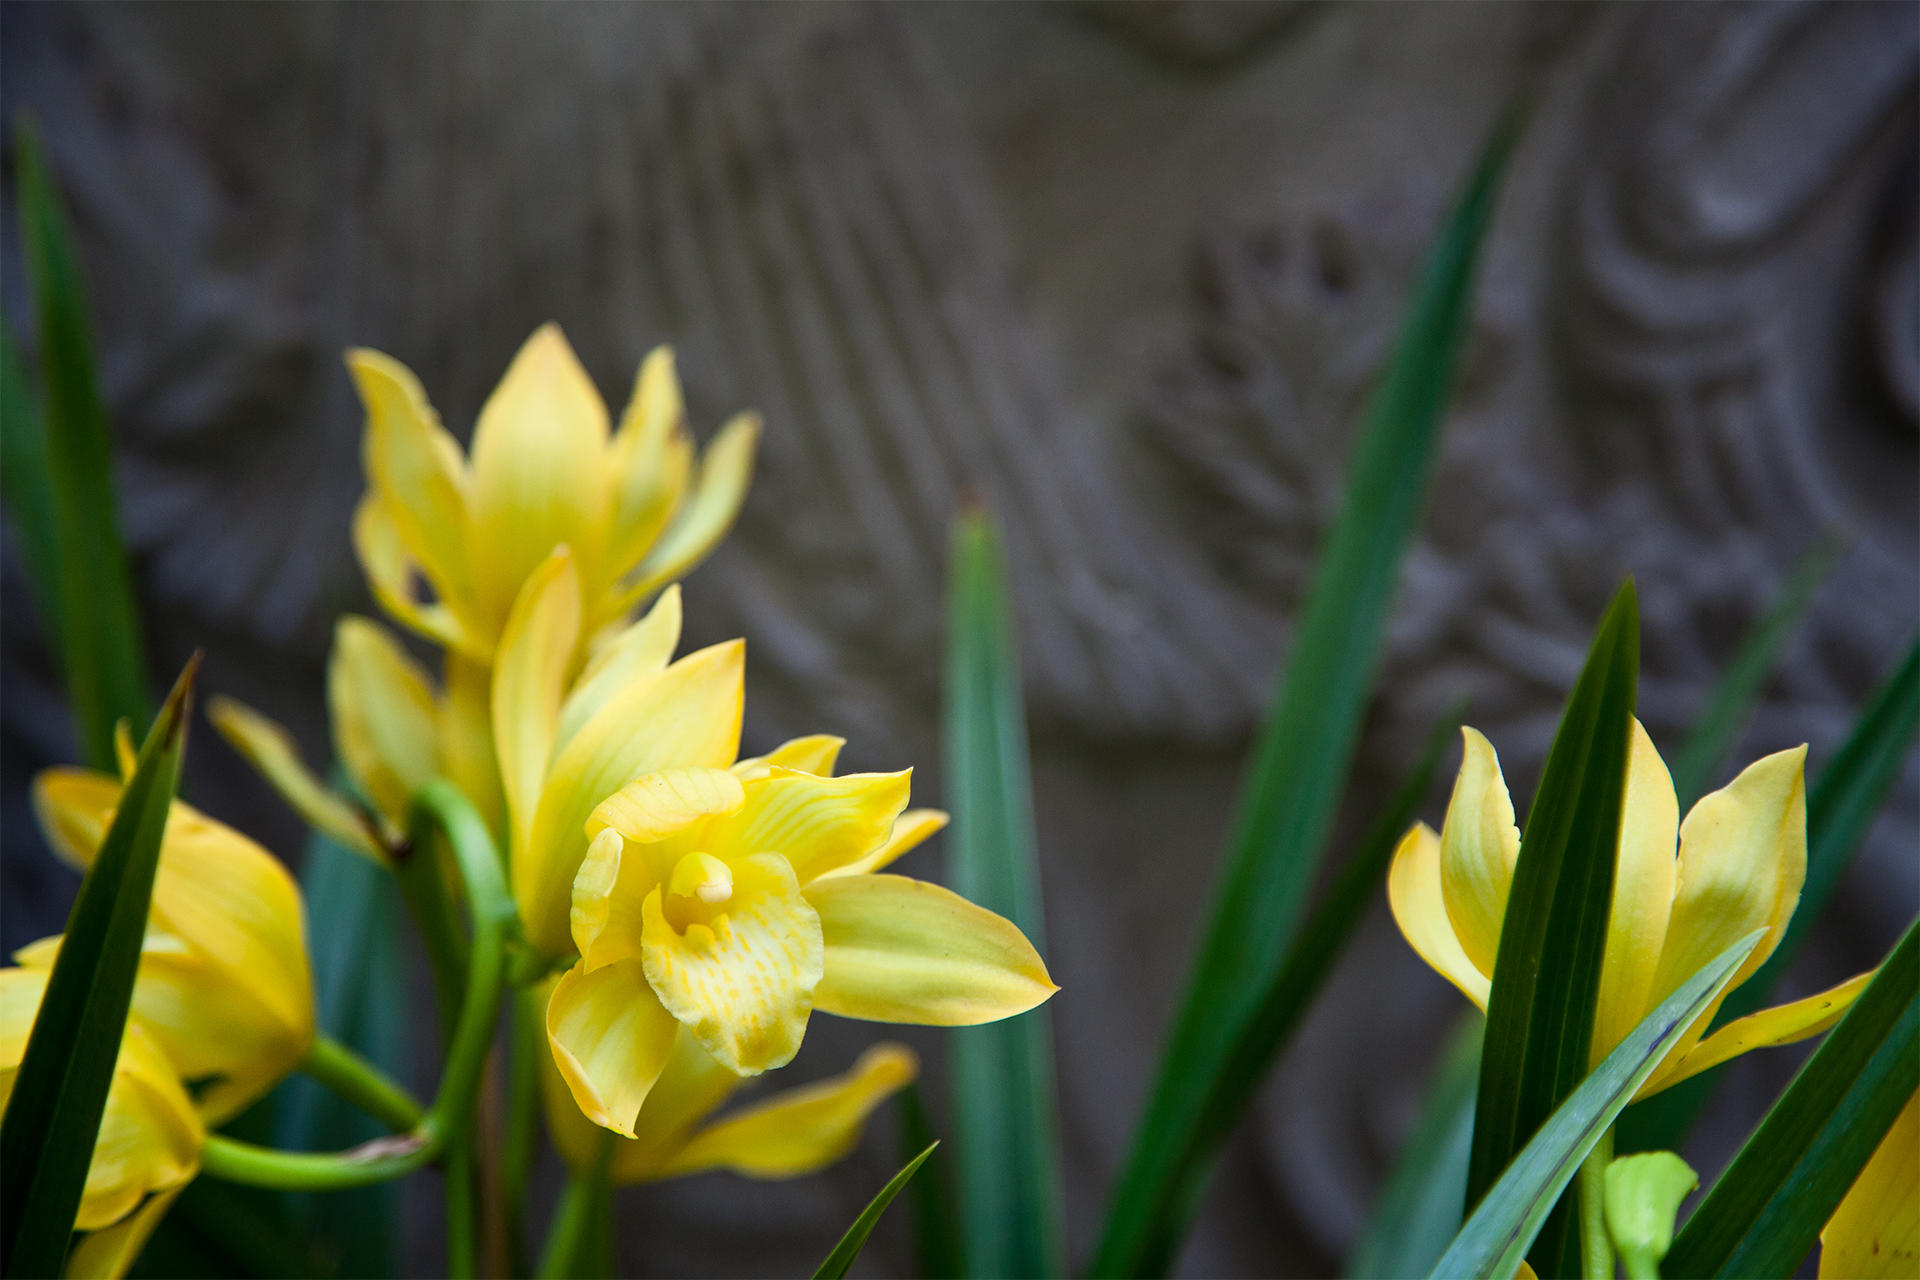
[3, 325, 1054, 1253]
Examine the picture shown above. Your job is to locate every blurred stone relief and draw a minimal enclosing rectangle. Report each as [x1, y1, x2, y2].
[3, 2, 1913, 1273]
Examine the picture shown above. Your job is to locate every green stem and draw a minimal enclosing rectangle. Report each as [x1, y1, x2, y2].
[1580, 1127, 1616, 1280]
[301, 1034, 425, 1133]
[538, 1129, 615, 1279]
[445, 1136, 478, 1279]
[201, 782, 513, 1195]
[503, 988, 544, 1273]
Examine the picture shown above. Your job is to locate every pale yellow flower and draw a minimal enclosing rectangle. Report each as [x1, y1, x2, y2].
[26, 769, 316, 1125]
[1388, 721, 1872, 1099]
[0, 968, 202, 1233]
[489, 552, 1053, 1134]
[350, 323, 757, 662]
[538, 1009, 918, 1184]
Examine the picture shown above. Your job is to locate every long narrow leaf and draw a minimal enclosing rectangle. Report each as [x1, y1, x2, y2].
[813, 1143, 940, 1280]
[1619, 637, 1919, 1154]
[0, 657, 196, 1276]
[1344, 1015, 1481, 1279]
[1118, 711, 1460, 1272]
[14, 121, 150, 770]
[1468, 582, 1638, 1276]
[1092, 103, 1522, 1280]
[1428, 931, 1763, 1280]
[1664, 918, 1920, 1279]
[0, 325, 63, 646]
[273, 824, 410, 1276]
[1666, 539, 1840, 808]
[943, 512, 1063, 1279]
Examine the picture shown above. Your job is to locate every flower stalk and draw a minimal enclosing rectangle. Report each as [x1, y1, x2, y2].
[1579, 1127, 1616, 1280]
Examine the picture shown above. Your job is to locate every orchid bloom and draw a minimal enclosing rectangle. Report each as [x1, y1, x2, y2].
[351, 323, 757, 663]
[2, 766, 315, 1248]
[1389, 721, 1873, 1100]
[1819, 1088, 1918, 1278]
[492, 551, 1053, 1134]
[539, 1017, 918, 1185]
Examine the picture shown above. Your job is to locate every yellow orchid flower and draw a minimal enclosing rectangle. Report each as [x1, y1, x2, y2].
[490, 552, 1053, 1133]
[27, 769, 316, 1125]
[209, 599, 538, 852]
[350, 323, 758, 662]
[1388, 721, 1874, 1100]
[537, 1005, 918, 1184]
[0, 968, 202, 1233]
[1819, 1088, 1917, 1278]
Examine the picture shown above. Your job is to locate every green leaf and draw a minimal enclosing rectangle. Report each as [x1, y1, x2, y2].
[1663, 918, 1919, 1279]
[1428, 931, 1762, 1280]
[1468, 581, 1638, 1277]
[13, 120, 151, 770]
[899, 1082, 961, 1280]
[813, 1142, 941, 1280]
[943, 512, 1064, 1279]
[1091, 103, 1523, 1280]
[1618, 637, 1919, 1154]
[1111, 710, 1460, 1271]
[1344, 1015, 1481, 1280]
[273, 824, 410, 1276]
[1666, 538, 1840, 809]
[1602, 1152, 1696, 1280]
[0, 657, 196, 1277]
[0, 324, 63, 648]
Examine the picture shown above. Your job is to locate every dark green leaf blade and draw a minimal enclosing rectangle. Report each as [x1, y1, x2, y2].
[1114, 710, 1460, 1272]
[1619, 637, 1919, 1155]
[1091, 102, 1522, 1280]
[0, 324, 63, 648]
[14, 120, 151, 770]
[1666, 539, 1841, 809]
[1344, 1015, 1481, 1280]
[1429, 931, 1763, 1280]
[0, 656, 197, 1277]
[1470, 581, 1639, 1277]
[943, 512, 1064, 1279]
[813, 1143, 941, 1280]
[1664, 918, 1919, 1280]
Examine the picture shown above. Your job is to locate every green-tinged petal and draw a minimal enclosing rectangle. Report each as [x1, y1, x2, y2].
[1387, 821, 1491, 1009]
[561, 585, 684, 751]
[1439, 727, 1521, 977]
[517, 640, 744, 956]
[819, 809, 949, 880]
[441, 654, 507, 843]
[572, 830, 625, 963]
[602, 347, 693, 585]
[1593, 719, 1680, 1061]
[329, 616, 440, 828]
[1820, 1088, 1918, 1279]
[1604, 1152, 1697, 1280]
[350, 495, 478, 656]
[346, 350, 476, 627]
[492, 549, 582, 856]
[206, 695, 384, 859]
[651, 1044, 918, 1181]
[606, 412, 760, 619]
[807, 874, 1056, 1025]
[2, 969, 203, 1233]
[467, 324, 612, 628]
[546, 959, 679, 1138]
[711, 767, 912, 886]
[1649, 745, 1808, 1054]
[641, 853, 822, 1074]
[65, 1184, 184, 1280]
[539, 1018, 742, 1182]
[1641, 969, 1875, 1099]
[733, 735, 847, 781]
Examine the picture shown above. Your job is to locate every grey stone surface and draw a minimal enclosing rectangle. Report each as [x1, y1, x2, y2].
[2, 2, 1914, 1275]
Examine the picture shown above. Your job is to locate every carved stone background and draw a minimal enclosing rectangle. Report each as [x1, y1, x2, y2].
[2, 3, 1914, 1276]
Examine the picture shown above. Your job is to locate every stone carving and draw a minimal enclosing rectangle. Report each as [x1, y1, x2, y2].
[1, 2, 1913, 1274]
